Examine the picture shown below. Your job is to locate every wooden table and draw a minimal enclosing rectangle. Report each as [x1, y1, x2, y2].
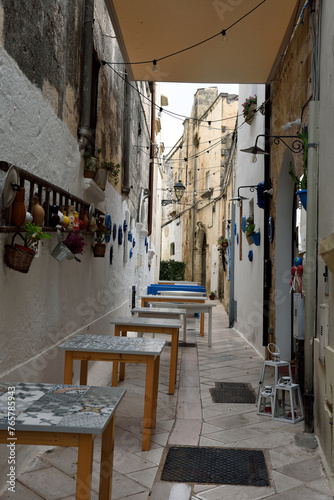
[110, 316, 182, 395]
[132, 306, 187, 342]
[59, 335, 165, 451]
[141, 294, 207, 337]
[150, 302, 217, 347]
[0, 382, 125, 500]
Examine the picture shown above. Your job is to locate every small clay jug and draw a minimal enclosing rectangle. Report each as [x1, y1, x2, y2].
[12, 188, 26, 226]
[79, 207, 89, 231]
[32, 196, 45, 225]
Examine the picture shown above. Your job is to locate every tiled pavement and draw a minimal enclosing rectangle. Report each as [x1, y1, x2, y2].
[1, 302, 333, 499]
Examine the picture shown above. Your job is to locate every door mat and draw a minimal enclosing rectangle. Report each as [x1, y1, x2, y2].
[161, 446, 269, 486]
[210, 382, 256, 404]
[166, 341, 196, 347]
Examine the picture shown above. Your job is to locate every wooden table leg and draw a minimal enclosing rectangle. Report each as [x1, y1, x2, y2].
[99, 415, 115, 500]
[76, 433, 94, 500]
[182, 314, 187, 343]
[80, 360, 88, 385]
[200, 312, 205, 336]
[119, 330, 127, 381]
[142, 356, 155, 451]
[168, 331, 177, 395]
[112, 361, 119, 387]
[64, 351, 73, 384]
[151, 355, 160, 428]
[208, 309, 213, 347]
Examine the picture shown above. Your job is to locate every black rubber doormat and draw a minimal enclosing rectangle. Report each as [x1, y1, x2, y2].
[161, 446, 269, 486]
[166, 341, 196, 347]
[210, 382, 256, 404]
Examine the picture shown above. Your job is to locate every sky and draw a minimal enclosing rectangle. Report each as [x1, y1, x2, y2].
[159, 82, 239, 154]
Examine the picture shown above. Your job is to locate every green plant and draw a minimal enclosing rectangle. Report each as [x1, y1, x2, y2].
[84, 148, 121, 184]
[217, 236, 228, 246]
[23, 221, 51, 250]
[210, 291, 216, 296]
[159, 260, 186, 281]
[242, 95, 257, 118]
[245, 216, 255, 235]
[95, 217, 110, 244]
[289, 128, 308, 190]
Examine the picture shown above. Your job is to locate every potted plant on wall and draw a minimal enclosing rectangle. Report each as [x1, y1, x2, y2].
[245, 216, 255, 245]
[63, 230, 86, 262]
[289, 128, 308, 210]
[242, 95, 257, 125]
[217, 236, 229, 249]
[84, 148, 121, 190]
[93, 217, 110, 257]
[209, 291, 216, 300]
[4, 221, 51, 273]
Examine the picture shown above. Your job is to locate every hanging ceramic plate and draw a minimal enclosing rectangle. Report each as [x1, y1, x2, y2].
[105, 213, 111, 243]
[3, 166, 19, 208]
[112, 223, 117, 241]
[88, 203, 95, 225]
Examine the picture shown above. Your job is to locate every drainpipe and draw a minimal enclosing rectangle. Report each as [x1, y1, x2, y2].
[262, 84, 271, 346]
[78, 0, 94, 150]
[122, 72, 131, 195]
[304, 100, 319, 433]
[148, 82, 155, 236]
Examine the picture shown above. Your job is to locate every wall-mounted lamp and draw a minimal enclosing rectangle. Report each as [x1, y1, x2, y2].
[230, 185, 258, 204]
[161, 180, 186, 206]
[240, 134, 304, 163]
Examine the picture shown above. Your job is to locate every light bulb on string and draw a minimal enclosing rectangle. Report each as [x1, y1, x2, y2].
[221, 30, 228, 43]
[250, 154, 258, 164]
[152, 59, 158, 72]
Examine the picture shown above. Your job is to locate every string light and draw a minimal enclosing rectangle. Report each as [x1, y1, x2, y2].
[103, 0, 268, 68]
[221, 30, 228, 43]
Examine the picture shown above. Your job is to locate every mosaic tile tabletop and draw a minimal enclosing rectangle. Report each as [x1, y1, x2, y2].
[132, 307, 187, 316]
[58, 334, 166, 355]
[0, 383, 125, 434]
[110, 316, 183, 328]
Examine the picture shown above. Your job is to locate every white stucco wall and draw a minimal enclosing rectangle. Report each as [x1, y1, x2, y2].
[0, 43, 156, 488]
[233, 84, 266, 356]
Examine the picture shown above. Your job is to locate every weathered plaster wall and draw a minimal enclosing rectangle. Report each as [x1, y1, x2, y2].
[0, 0, 157, 489]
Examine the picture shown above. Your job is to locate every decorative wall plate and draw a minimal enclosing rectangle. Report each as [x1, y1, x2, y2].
[3, 166, 19, 208]
[105, 214, 111, 243]
[88, 203, 95, 225]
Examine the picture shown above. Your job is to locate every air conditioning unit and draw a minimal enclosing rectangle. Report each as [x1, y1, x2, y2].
[319, 304, 329, 365]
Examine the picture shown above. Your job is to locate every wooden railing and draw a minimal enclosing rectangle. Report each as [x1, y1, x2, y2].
[0, 161, 104, 231]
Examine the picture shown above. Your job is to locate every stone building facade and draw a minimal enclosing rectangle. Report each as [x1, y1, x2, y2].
[161, 88, 238, 300]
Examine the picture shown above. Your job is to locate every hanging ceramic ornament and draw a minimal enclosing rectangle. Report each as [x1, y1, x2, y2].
[11, 187, 26, 226]
[31, 195, 45, 225]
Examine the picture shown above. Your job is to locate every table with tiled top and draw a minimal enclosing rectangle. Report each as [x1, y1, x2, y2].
[0, 382, 125, 500]
[132, 306, 187, 342]
[58, 335, 166, 451]
[110, 316, 182, 395]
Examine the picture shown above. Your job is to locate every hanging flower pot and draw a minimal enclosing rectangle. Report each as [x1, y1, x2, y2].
[296, 189, 307, 210]
[93, 243, 106, 257]
[5, 233, 35, 273]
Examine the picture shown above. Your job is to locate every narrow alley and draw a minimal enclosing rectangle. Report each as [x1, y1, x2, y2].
[1, 303, 332, 500]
